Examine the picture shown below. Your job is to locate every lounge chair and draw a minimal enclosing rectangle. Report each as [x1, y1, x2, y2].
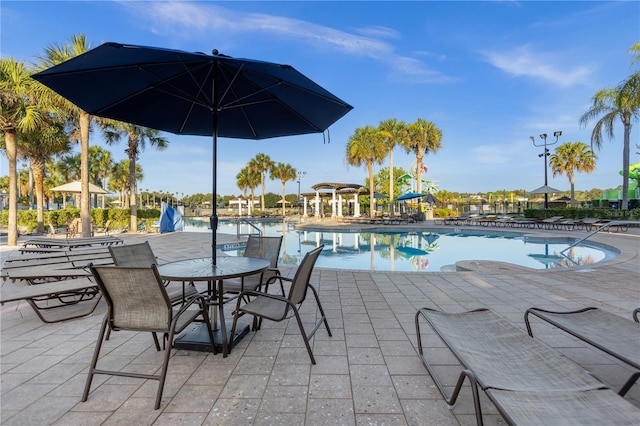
[415, 308, 640, 425]
[95, 219, 111, 235]
[0, 278, 101, 323]
[525, 306, 640, 396]
[83, 264, 215, 409]
[230, 245, 331, 364]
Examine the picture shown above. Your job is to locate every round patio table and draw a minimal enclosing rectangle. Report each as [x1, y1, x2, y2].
[158, 256, 269, 357]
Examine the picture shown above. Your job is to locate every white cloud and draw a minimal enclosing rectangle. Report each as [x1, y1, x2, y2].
[480, 45, 592, 87]
[120, 1, 452, 83]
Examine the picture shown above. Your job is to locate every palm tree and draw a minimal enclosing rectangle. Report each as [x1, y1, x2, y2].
[0, 57, 45, 245]
[346, 125, 387, 218]
[378, 118, 406, 216]
[37, 34, 95, 236]
[270, 162, 297, 217]
[18, 121, 72, 232]
[236, 166, 260, 215]
[89, 145, 113, 208]
[102, 122, 168, 231]
[580, 45, 640, 210]
[109, 159, 142, 208]
[249, 153, 274, 213]
[549, 142, 597, 207]
[401, 118, 442, 194]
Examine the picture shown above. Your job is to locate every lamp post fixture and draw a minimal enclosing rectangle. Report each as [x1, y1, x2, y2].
[296, 171, 306, 215]
[530, 131, 562, 209]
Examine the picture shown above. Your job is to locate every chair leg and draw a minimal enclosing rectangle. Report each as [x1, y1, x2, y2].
[292, 308, 316, 364]
[309, 285, 332, 336]
[151, 332, 161, 351]
[82, 315, 109, 402]
[199, 298, 217, 355]
[155, 328, 175, 409]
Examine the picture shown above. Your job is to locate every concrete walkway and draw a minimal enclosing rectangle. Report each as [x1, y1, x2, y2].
[1, 225, 639, 425]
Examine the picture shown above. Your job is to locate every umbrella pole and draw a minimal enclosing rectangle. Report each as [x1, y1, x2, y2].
[211, 127, 218, 264]
[210, 72, 218, 264]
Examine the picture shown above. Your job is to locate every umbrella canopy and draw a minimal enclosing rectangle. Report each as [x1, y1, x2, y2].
[423, 193, 439, 204]
[530, 185, 561, 194]
[33, 42, 353, 261]
[397, 192, 426, 201]
[372, 193, 388, 199]
[50, 180, 109, 194]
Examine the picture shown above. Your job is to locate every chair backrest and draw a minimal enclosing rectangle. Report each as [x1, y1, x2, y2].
[244, 235, 283, 269]
[288, 245, 324, 306]
[109, 241, 157, 267]
[90, 264, 172, 331]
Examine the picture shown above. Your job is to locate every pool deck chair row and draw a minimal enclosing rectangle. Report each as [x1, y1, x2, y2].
[415, 308, 640, 425]
[525, 306, 640, 397]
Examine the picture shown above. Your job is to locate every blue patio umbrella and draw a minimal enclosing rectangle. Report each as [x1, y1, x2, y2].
[33, 42, 353, 262]
[397, 192, 426, 201]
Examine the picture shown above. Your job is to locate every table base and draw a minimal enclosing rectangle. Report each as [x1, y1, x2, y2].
[173, 321, 250, 353]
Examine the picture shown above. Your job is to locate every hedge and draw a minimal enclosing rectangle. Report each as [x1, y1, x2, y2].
[0, 207, 161, 234]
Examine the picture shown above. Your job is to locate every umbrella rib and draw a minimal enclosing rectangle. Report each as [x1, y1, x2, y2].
[91, 61, 215, 116]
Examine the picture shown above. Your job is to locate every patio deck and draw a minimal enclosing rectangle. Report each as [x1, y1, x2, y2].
[1, 225, 639, 425]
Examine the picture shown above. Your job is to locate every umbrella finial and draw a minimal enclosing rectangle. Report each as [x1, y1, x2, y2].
[212, 49, 219, 55]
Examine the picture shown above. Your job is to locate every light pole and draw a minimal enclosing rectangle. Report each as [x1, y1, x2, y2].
[530, 131, 562, 209]
[296, 171, 306, 215]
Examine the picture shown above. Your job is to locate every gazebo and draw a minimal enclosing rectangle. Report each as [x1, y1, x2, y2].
[301, 182, 363, 218]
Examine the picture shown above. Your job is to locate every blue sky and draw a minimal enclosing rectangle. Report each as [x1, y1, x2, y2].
[2, 1, 639, 198]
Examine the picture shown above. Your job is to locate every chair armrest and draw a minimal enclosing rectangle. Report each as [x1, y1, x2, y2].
[176, 293, 208, 316]
[239, 289, 289, 303]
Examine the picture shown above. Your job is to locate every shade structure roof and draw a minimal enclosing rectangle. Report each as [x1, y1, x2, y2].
[50, 181, 109, 194]
[530, 185, 562, 194]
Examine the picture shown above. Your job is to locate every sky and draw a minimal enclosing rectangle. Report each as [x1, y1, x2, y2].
[2, 0, 639, 199]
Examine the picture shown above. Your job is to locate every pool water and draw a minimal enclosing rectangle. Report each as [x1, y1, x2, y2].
[184, 218, 618, 272]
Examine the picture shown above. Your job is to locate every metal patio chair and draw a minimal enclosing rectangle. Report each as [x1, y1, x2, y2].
[109, 241, 199, 305]
[223, 235, 284, 296]
[229, 245, 331, 364]
[83, 264, 215, 409]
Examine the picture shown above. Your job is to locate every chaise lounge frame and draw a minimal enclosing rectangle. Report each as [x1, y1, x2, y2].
[415, 308, 640, 425]
[525, 306, 640, 396]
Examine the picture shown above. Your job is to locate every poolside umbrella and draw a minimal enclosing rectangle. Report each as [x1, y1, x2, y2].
[50, 180, 109, 194]
[530, 185, 561, 194]
[397, 192, 426, 201]
[33, 42, 353, 262]
[423, 193, 439, 204]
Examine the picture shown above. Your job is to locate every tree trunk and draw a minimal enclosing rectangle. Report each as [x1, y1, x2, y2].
[570, 178, 575, 208]
[416, 153, 424, 193]
[368, 161, 375, 218]
[260, 174, 266, 213]
[5, 130, 18, 246]
[281, 182, 286, 217]
[31, 158, 46, 234]
[129, 155, 137, 232]
[389, 149, 395, 217]
[621, 118, 631, 210]
[80, 111, 92, 236]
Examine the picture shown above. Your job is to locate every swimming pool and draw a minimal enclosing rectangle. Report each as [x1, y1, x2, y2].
[183, 218, 619, 272]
